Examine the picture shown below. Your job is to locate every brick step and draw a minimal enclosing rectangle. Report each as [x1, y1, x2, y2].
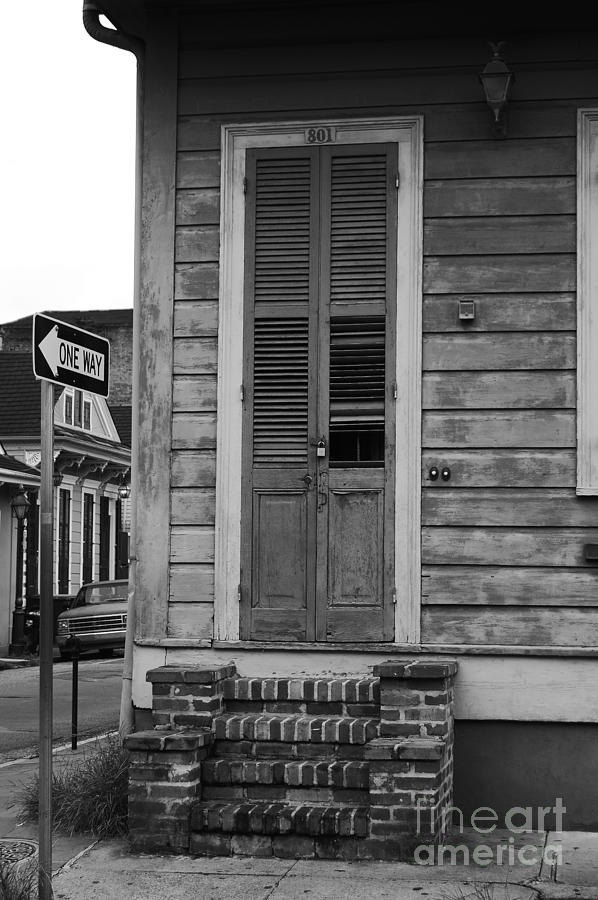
[212, 739, 371, 761]
[202, 758, 369, 789]
[223, 676, 379, 704]
[213, 713, 379, 745]
[191, 801, 369, 838]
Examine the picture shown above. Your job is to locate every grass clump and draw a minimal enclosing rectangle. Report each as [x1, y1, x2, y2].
[15, 735, 129, 839]
[0, 859, 38, 900]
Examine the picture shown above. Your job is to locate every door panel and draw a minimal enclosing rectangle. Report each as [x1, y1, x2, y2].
[242, 143, 397, 642]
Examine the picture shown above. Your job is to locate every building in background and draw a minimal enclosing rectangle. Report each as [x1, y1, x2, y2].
[0, 310, 132, 656]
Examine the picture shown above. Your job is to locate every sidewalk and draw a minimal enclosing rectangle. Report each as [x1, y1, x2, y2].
[2, 742, 597, 898]
[50, 830, 598, 900]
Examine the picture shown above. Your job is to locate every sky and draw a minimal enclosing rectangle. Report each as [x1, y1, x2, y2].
[0, 1, 136, 325]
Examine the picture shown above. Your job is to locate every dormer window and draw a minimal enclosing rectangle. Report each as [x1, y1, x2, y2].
[65, 389, 92, 431]
[64, 393, 73, 425]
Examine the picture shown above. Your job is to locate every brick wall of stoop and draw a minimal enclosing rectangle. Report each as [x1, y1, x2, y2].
[124, 659, 457, 860]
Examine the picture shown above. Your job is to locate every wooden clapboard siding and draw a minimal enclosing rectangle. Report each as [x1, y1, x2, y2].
[168, 27, 598, 649]
[171, 413, 217, 449]
[423, 489, 598, 527]
[173, 338, 218, 373]
[425, 138, 575, 179]
[174, 300, 219, 336]
[168, 600, 213, 638]
[422, 566, 598, 605]
[421, 450, 576, 488]
[174, 263, 219, 300]
[423, 372, 575, 409]
[170, 527, 215, 563]
[424, 216, 575, 256]
[423, 295, 576, 332]
[423, 333, 575, 370]
[172, 375, 217, 411]
[171, 489, 216, 525]
[175, 225, 219, 262]
[177, 151, 220, 188]
[423, 411, 575, 448]
[169, 564, 214, 601]
[171, 451, 216, 487]
[423, 255, 576, 294]
[176, 188, 220, 225]
[424, 177, 576, 217]
[421, 607, 598, 646]
[422, 528, 598, 567]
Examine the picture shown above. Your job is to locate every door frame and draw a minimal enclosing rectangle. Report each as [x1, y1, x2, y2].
[215, 116, 423, 643]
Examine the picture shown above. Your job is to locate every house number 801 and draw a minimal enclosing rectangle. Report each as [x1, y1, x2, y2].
[305, 126, 336, 144]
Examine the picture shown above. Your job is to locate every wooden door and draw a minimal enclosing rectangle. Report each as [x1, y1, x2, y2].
[241, 143, 397, 642]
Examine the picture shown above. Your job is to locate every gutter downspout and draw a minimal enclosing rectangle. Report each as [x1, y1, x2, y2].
[83, 2, 144, 737]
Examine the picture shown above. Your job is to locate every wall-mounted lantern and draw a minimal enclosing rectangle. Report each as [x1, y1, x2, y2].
[118, 483, 131, 500]
[53, 471, 63, 488]
[479, 42, 514, 138]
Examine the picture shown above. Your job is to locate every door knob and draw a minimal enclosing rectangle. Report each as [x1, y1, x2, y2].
[300, 474, 313, 488]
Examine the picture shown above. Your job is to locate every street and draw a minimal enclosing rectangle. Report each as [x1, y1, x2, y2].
[0, 656, 123, 759]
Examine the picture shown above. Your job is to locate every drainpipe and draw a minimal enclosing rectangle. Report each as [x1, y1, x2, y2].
[83, 2, 144, 736]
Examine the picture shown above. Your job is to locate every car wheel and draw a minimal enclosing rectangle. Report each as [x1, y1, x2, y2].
[59, 651, 72, 661]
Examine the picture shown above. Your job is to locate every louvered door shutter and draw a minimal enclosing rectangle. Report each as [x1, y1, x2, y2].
[316, 144, 397, 642]
[240, 149, 318, 641]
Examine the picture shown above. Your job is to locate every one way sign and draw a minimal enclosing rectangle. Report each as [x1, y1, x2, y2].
[33, 313, 110, 397]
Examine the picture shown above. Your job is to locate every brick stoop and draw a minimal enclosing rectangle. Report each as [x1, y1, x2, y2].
[126, 659, 457, 861]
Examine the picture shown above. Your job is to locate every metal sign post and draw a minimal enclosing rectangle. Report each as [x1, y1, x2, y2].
[32, 313, 110, 898]
[38, 378, 54, 900]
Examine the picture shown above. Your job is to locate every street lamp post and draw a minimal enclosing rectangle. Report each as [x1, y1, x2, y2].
[9, 486, 31, 656]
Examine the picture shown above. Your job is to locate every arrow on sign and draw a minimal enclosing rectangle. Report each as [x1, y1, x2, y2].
[39, 325, 105, 382]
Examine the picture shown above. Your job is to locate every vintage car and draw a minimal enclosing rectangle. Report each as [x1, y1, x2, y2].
[56, 579, 128, 660]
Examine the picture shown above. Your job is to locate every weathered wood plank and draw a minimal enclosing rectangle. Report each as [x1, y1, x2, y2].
[170, 527, 215, 563]
[171, 450, 217, 487]
[424, 255, 575, 294]
[423, 488, 598, 526]
[173, 338, 218, 374]
[422, 527, 598, 566]
[171, 488, 216, 525]
[177, 151, 221, 188]
[177, 117, 221, 149]
[426, 138, 575, 179]
[421, 606, 598, 646]
[178, 34, 598, 78]
[423, 294, 575, 332]
[176, 188, 220, 225]
[421, 449, 576, 488]
[174, 263, 219, 300]
[175, 226, 220, 263]
[169, 565, 214, 601]
[174, 300, 219, 337]
[178, 70, 597, 116]
[168, 600, 214, 638]
[423, 371, 575, 409]
[172, 375, 217, 411]
[178, 72, 482, 115]
[424, 177, 575, 218]
[424, 216, 575, 256]
[422, 565, 598, 606]
[423, 411, 575, 448]
[423, 333, 575, 370]
[172, 413, 217, 449]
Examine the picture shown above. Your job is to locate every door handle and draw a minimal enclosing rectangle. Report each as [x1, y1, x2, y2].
[300, 474, 313, 489]
[317, 469, 328, 511]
